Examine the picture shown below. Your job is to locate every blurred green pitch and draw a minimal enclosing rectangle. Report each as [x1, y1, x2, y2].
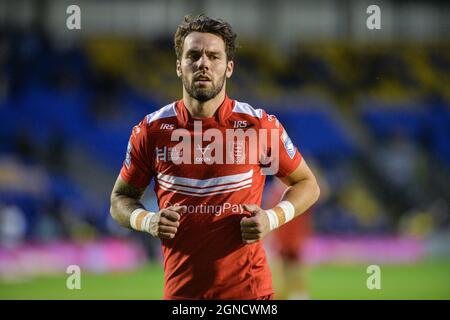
[0, 260, 449, 299]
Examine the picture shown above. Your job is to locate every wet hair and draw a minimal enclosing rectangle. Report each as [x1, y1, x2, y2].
[174, 14, 237, 61]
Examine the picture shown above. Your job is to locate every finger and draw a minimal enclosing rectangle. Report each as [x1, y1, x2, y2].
[240, 226, 261, 234]
[161, 209, 181, 222]
[160, 216, 180, 228]
[241, 232, 261, 240]
[172, 205, 187, 214]
[240, 217, 258, 227]
[167, 205, 187, 213]
[158, 232, 176, 239]
[243, 204, 260, 213]
[158, 225, 178, 234]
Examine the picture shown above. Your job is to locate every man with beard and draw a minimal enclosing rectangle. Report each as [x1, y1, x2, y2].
[110, 14, 320, 300]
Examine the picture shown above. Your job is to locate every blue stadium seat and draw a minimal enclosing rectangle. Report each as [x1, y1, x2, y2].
[361, 108, 426, 141]
[276, 109, 356, 163]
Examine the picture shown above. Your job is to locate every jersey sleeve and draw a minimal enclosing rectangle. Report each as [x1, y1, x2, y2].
[261, 111, 303, 178]
[119, 118, 154, 189]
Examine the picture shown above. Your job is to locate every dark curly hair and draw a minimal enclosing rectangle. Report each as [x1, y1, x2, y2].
[174, 14, 237, 61]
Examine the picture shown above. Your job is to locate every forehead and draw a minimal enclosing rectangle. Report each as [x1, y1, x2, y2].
[182, 32, 226, 53]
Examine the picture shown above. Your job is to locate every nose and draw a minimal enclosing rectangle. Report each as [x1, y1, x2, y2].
[197, 53, 210, 71]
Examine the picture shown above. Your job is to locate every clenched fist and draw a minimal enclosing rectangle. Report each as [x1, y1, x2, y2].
[240, 204, 271, 244]
[149, 205, 186, 239]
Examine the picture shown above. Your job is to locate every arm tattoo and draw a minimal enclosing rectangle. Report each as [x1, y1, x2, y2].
[110, 177, 147, 228]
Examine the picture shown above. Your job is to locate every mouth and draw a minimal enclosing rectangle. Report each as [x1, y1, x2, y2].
[194, 75, 212, 83]
[195, 80, 211, 84]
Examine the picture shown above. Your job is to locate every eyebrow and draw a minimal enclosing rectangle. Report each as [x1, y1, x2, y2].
[185, 49, 222, 56]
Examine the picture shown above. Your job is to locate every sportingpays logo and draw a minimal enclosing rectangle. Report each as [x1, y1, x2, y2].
[163, 201, 244, 216]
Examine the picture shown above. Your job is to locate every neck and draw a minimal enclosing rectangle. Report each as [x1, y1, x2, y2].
[183, 88, 226, 118]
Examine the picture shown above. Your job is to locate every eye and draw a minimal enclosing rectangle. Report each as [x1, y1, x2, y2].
[186, 52, 200, 61]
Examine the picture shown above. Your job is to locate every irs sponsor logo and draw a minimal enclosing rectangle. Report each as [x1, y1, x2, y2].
[233, 120, 248, 128]
[160, 123, 175, 130]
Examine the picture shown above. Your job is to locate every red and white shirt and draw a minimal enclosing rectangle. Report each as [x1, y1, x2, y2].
[120, 95, 302, 299]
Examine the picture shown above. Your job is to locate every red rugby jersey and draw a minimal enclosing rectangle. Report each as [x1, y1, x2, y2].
[120, 95, 302, 299]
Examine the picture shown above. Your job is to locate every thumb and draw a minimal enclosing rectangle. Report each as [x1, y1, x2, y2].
[243, 204, 259, 213]
[240, 214, 254, 226]
[175, 205, 187, 214]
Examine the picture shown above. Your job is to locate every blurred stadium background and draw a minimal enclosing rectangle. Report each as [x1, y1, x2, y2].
[0, 0, 449, 299]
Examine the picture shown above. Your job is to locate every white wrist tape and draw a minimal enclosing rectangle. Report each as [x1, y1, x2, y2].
[265, 209, 279, 230]
[130, 208, 155, 233]
[278, 200, 295, 223]
[265, 200, 296, 231]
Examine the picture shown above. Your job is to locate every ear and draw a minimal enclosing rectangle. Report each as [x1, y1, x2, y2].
[226, 60, 234, 79]
[176, 59, 182, 78]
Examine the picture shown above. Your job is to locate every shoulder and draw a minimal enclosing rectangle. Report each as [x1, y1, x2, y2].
[130, 102, 178, 139]
[145, 102, 178, 128]
[231, 100, 279, 129]
[231, 100, 265, 119]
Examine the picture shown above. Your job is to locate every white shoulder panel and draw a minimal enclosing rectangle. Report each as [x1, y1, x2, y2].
[232, 101, 264, 119]
[146, 102, 177, 124]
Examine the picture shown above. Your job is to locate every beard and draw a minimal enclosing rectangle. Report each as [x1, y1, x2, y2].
[182, 71, 226, 102]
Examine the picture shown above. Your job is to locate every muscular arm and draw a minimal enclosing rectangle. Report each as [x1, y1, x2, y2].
[110, 175, 146, 229]
[277, 158, 321, 218]
[110, 175, 185, 238]
[241, 159, 320, 243]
